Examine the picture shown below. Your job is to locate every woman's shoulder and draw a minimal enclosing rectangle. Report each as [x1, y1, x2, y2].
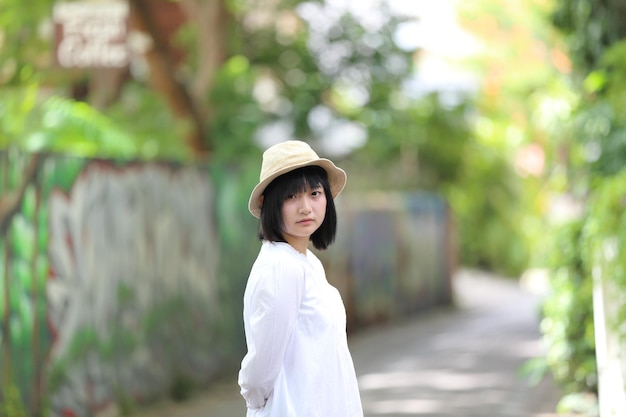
[251, 242, 307, 277]
[258, 241, 306, 260]
[246, 243, 307, 298]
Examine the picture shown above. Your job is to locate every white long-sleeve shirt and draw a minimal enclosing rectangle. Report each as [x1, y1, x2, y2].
[238, 241, 363, 417]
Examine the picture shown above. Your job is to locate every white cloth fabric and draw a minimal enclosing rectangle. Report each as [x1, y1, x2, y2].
[238, 241, 363, 417]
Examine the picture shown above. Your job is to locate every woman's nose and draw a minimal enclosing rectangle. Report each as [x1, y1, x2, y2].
[299, 196, 312, 213]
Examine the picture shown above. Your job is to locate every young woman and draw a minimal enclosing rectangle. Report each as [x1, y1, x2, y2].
[238, 140, 363, 417]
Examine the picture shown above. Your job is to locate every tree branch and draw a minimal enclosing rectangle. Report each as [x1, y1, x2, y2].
[128, 0, 210, 156]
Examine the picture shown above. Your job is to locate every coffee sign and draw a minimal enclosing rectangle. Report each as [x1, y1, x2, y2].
[53, 2, 129, 68]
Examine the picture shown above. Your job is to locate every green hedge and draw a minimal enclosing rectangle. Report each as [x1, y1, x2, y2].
[541, 169, 626, 415]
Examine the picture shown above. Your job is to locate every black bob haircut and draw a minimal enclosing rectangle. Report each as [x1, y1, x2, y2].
[259, 165, 337, 250]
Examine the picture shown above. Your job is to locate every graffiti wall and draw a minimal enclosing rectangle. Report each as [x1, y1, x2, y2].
[0, 150, 454, 417]
[0, 151, 257, 417]
[46, 162, 222, 415]
[323, 193, 454, 328]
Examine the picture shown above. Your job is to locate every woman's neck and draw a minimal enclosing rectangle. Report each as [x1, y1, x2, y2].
[283, 235, 309, 254]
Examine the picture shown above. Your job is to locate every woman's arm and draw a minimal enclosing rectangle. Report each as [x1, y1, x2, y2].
[238, 260, 304, 409]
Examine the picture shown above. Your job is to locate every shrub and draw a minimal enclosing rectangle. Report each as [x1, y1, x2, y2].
[541, 219, 597, 394]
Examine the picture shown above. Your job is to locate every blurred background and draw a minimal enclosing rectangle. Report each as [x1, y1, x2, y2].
[2, 0, 626, 416]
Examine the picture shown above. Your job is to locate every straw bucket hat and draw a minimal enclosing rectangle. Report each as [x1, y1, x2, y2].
[248, 140, 347, 218]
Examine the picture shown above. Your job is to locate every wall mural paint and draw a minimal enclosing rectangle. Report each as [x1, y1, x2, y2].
[1, 152, 51, 417]
[46, 162, 220, 416]
[0, 150, 454, 417]
[0, 152, 238, 417]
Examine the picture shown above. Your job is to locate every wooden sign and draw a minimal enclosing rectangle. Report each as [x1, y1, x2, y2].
[53, 2, 129, 68]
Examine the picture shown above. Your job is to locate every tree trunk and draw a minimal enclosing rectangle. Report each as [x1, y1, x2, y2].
[128, 0, 211, 156]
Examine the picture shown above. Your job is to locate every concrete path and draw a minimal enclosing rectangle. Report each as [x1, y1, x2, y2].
[133, 269, 563, 417]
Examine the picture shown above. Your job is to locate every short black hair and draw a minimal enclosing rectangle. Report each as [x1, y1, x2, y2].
[259, 165, 337, 250]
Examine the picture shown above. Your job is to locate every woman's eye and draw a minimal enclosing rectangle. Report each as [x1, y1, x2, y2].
[285, 194, 296, 200]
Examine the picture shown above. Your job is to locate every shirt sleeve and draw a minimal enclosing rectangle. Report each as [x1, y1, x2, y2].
[238, 259, 305, 410]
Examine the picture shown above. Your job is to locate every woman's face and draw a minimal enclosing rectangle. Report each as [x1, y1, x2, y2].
[281, 183, 327, 250]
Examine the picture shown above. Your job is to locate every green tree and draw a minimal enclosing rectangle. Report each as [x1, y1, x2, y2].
[550, 0, 626, 183]
[1, 0, 421, 161]
[449, 0, 572, 275]
[536, 0, 626, 413]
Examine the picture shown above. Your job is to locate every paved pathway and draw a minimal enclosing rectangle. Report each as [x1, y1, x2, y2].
[133, 269, 564, 417]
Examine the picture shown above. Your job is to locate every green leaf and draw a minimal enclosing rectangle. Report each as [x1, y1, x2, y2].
[10, 215, 35, 261]
[583, 71, 606, 94]
[13, 259, 32, 291]
[21, 185, 36, 220]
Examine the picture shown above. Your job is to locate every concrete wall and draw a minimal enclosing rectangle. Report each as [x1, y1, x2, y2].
[0, 150, 454, 417]
[592, 239, 626, 417]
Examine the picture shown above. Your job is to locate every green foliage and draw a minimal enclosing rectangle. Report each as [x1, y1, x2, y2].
[113, 388, 135, 417]
[0, 381, 29, 417]
[455, 0, 577, 277]
[0, 156, 50, 417]
[208, 56, 264, 163]
[540, 170, 626, 412]
[541, 219, 597, 394]
[0, 87, 190, 161]
[0, 0, 54, 86]
[568, 41, 626, 179]
[210, 162, 260, 363]
[552, 0, 626, 77]
[556, 393, 599, 417]
[584, 170, 626, 327]
[541, 0, 626, 409]
[550, 3, 626, 183]
[102, 83, 194, 161]
[349, 94, 471, 188]
[448, 144, 528, 276]
[169, 373, 194, 402]
[224, 0, 416, 148]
